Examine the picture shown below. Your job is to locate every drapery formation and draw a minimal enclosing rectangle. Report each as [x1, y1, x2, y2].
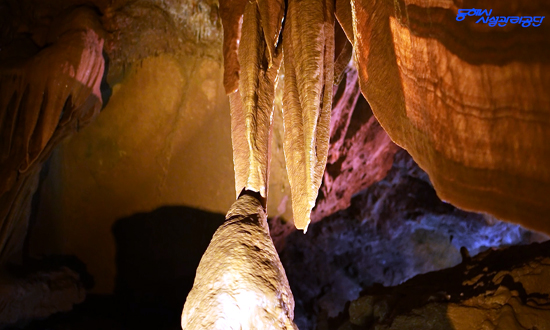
[221, 0, 339, 231]
[0, 7, 105, 262]
[347, 0, 550, 233]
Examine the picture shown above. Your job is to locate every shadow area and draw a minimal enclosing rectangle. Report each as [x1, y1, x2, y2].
[7, 205, 226, 330]
[110, 205, 226, 329]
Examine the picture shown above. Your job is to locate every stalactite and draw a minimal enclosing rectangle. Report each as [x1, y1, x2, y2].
[282, 0, 335, 231]
[222, 0, 337, 232]
[222, 0, 284, 201]
[219, 0, 247, 94]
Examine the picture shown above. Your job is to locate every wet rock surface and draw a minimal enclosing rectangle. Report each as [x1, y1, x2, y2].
[279, 149, 545, 330]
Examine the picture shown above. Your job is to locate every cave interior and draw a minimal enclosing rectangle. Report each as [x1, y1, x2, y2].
[0, 0, 550, 329]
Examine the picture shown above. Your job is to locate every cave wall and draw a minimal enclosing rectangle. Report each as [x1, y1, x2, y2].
[25, 0, 295, 293]
[30, 53, 234, 293]
[349, 0, 550, 233]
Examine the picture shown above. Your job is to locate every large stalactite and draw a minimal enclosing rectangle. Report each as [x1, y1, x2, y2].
[220, 0, 337, 231]
[282, 0, 335, 231]
[228, 0, 284, 202]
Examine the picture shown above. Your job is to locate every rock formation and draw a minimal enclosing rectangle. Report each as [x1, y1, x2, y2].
[332, 240, 550, 330]
[313, 67, 398, 222]
[0, 255, 91, 327]
[0, 0, 548, 328]
[181, 194, 298, 329]
[218, 0, 550, 235]
[221, 0, 284, 203]
[281, 0, 335, 231]
[280, 149, 546, 329]
[221, 0, 338, 231]
[0, 6, 105, 262]
[344, 0, 550, 233]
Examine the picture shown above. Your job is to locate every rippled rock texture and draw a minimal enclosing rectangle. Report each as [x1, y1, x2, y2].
[348, 0, 550, 233]
[0, 6, 105, 263]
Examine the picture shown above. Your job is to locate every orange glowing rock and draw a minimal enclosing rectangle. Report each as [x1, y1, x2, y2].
[348, 0, 550, 233]
[0, 7, 105, 261]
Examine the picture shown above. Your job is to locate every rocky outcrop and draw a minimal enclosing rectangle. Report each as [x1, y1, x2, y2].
[313, 67, 398, 222]
[0, 256, 90, 328]
[333, 240, 550, 330]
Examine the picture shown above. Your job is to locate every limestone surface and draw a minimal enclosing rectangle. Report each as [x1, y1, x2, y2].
[346, 0, 550, 233]
[181, 194, 298, 330]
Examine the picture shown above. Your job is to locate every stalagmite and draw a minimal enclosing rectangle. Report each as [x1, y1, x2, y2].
[282, 0, 335, 231]
[181, 194, 298, 329]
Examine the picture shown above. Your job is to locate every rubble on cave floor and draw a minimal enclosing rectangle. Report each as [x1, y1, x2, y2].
[331, 239, 550, 330]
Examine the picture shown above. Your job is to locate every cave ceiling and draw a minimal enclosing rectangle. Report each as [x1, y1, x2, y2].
[218, 0, 550, 233]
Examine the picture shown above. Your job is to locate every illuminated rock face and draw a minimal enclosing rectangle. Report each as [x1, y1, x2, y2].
[221, 0, 336, 231]
[313, 67, 398, 222]
[227, 0, 283, 202]
[220, 0, 550, 234]
[346, 0, 550, 233]
[181, 194, 297, 329]
[281, 0, 335, 231]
